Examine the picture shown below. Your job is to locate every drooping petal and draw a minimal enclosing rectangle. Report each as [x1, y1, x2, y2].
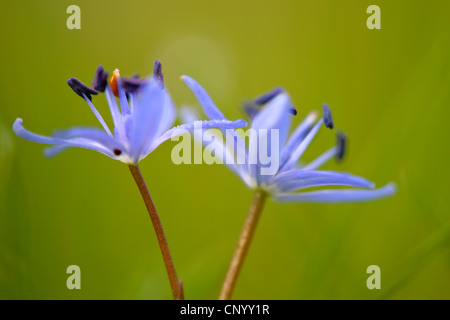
[13, 118, 60, 144]
[43, 137, 116, 158]
[275, 183, 397, 203]
[180, 75, 226, 120]
[272, 169, 375, 192]
[13, 119, 119, 158]
[51, 126, 125, 151]
[43, 144, 71, 157]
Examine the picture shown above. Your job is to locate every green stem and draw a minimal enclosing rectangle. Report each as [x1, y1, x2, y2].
[128, 164, 183, 300]
[219, 190, 266, 300]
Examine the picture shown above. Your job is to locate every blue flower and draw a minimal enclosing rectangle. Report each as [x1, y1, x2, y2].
[13, 61, 246, 165]
[181, 76, 396, 203]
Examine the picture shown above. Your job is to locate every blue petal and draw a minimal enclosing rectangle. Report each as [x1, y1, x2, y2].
[13, 119, 117, 158]
[181, 77, 250, 174]
[82, 94, 113, 136]
[275, 183, 397, 203]
[52, 126, 125, 150]
[105, 84, 127, 142]
[301, 146, 337, 171]
[179, 107, 252, 185]
[128, 92, 137, 112]
[280, 118, 324, 172]
[225, 128, 252, 186]
[280, 111, 318, 168]
[116, 77, 131, 116]
[273, 169, 375, 192]
[249, 93, 292, 184]
[52, 126, 109, 138]
[43, 137, 115, 158]
[148, 119, 247, 154]
[153, 89, 176, 141]
[44, 144, 70, 157]
[14, 118, 59, 144]
[181, 75, 226, 120]
[128, 81, 168, 161]
[250, 92, 292, 145]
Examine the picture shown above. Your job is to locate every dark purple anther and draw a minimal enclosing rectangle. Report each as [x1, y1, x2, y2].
[121, 77, 149, 93]
[92, 65, 108, 92]
[289, 106, 298, 116]
[153, 59, 164, 88]
[254, 87, 284, 105]
[336, 131, 346, 161]
[68, 78, 98, 101]
[322, 103, 334, 129]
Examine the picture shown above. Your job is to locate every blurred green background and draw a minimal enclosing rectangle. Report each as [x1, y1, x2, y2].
[0, 0, 449, 299]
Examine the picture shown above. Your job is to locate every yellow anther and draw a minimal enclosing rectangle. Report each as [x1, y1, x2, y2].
[109, 69, 120, 97]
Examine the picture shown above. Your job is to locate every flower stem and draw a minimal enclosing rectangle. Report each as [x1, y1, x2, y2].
[219, 189, 267, 300]
[128, 164, 183, 300]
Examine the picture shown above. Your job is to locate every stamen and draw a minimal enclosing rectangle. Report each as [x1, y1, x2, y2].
[122, 77, 148, 93]
[289, 106, 298, 116]
[254, 87, 284, 105]
[322, 103, 334, 129]
[336, 131, 347, 161]
[109, 69, 120, 97]
[82, 93, 113, 136]
[153, 59, 164, 87]
[67, 78, 98, 101]
[113, 149, 122, 156]
[92, 65, 108, 92]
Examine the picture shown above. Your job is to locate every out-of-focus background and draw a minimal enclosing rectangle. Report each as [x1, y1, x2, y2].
[0, 0, 449, 299]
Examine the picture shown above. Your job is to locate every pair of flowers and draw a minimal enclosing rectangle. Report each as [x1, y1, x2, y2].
[13, 61, 395, 202]
[13, 60, 396, 299]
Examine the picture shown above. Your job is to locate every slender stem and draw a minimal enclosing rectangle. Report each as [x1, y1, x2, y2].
[128, 164, 183, 300]
[219, 190, 267, 300]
